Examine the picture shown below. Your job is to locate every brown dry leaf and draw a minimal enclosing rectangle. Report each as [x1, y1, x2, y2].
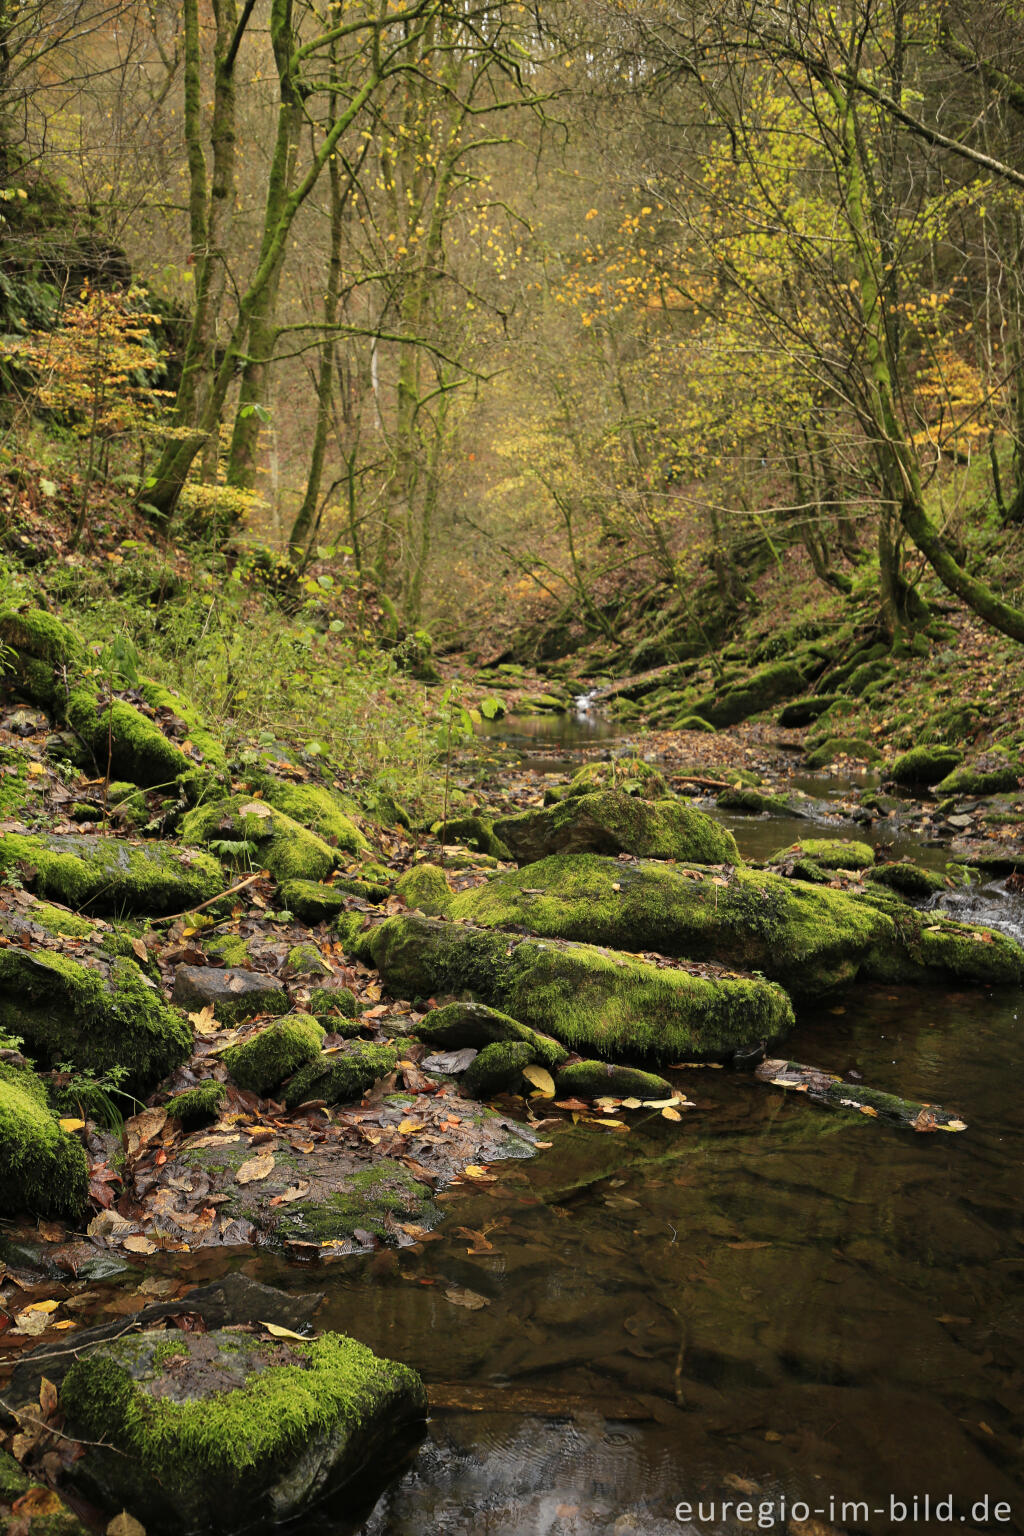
[122, 1236, 157, 1255]
[522, 1064, 555, 1097]
[88, 1210, 135, 1239]
[939, 1118, 968, 1132]
[444, 1285, 490, 1310]
[912, 1107, 938, 1132]
[726, 1240, 771, 1250]
[235, 1152, 275, 1185]
[859, 1104, 879, 1118]
[396, 1119, 426, 1135]
[36, 1219, 65, 1242]
[289, 1139, 315, 1154]
[131, 937, 149, 965]
[125, 1107, 167, 1155]
[188, 1004, 219, 1036]
[13, 1488, 64, 1518]
[190, 1133, 241, 1149]
[39, 1376, 58, 1419]
[107, 1513, 147, 1536]
[661, 1106, 682, 1122]
[273, 1182, 310, 1205]
[238, 801, 273, 819]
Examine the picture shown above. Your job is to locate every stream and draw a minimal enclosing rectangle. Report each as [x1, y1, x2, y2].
[79, 711, 1024, 1532]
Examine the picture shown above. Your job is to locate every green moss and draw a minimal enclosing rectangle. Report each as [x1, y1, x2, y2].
[286, 942, 331, 976]
[223, 1016, 326, 1096]
[0, 833, 224, 916]
[244, 777, 368, 854]
[555, 1060, 673, 1100]
[0, 1448, 29, 1500]
[60, 1329, 426, 1529]
[674, 714, 717, 732]
[276, 1162, 433, 1244]
[65, 688, 194, 788]
[203, 933, 251, 968]
[692, 660, 806, 728]
[565, 759, 669, 800]
[434, 815, 510, 860]
[396, 863, 452, 916]
[26, 901, 95, 938]
[308, 986, 358, 1022]
[278, 879, 348, 923]
[416, 1000, 568, 1069]
[462, 1040, 535, 1098]
[804, 736, 881, 768]
[888, 744, 963, 786]
[935, 761, 1023, 797]
[333, 912, 374, 960]
[493, 790, 741, 867]
[0, 949, 192, 1093]
[866, 862, 947, 898]
[283, 1043, 398, 1109]
[777, 695, 841, 727]
[715, 787, 790, 814]
[0, 608, 83, 705]
[152, 1337, 190, 1368]
[137, 679, 228, 772]
[180, 796, 339, 884]
[166, 1081, 227, 1127]
[370, 913, 794, 1061]
[0, 1062, 89, 1219]
[767, 838, 874, 870]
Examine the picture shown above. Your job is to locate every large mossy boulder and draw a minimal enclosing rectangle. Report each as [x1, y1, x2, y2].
[0, 833, 224, 915]
[369, 914, 794, 1061]
[0, 607, 84, 706]
[242, 776, 367, 854]
[888, 745, 963, 786]
[180, 795, 339, 883]
[448, 853, 1024, 996]
[172, 965, 289, 1023]
[60, 1328, 427, 1533]
[564, 758, 669, 800]
[64, 689, 197, 787]
[492, 789, 740, 868]
[804, 736, 881, 769]
[0, 1062, 89, 1220]
[462, 1039, 536, 1098]
[935, 757, 1023, 797]
[222, 1015, 325, 1096]
[0, 949, 192, 1093]
[692, 660, 806, 728]
[767, 838, 875, 870]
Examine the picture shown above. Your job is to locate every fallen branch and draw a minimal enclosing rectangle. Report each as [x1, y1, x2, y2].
[149, 872, 266, 926]
[755, 1058, 967, 1132]
[670, 775, 732, 791]
[428, 1383, 653, 1419]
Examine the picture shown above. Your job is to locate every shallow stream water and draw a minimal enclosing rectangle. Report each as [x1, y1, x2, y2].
[102, 711, 1024, 1533]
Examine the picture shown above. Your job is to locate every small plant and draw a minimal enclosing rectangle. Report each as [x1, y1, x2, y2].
[52, 1062, 140, 1133]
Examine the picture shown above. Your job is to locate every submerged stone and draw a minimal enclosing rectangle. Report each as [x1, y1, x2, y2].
[0, 833, 224, 915]
[0, 1062, 89, 1220]
[492, 789, 740, 867]
[172, 964, 289, 1023]
[370, 914, 794, 1061]
[60, 1327, 426, 1533]
[0, 948, 191, 1093]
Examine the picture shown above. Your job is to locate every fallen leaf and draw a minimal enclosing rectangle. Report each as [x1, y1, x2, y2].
[939, 1118, 968, 1132]
[661, 1106, 682, 1122]
[188, 1004, 219, 1036]
[122, 1236, 157, 1255]
[460, 1164, 495, 1180]
[39, 1376, 58, 1419]
[522, 1064, 555, 1097]
[273, 1182, 310, 1204]
[238, 801, 273, 818]
[58, 1118, 86, 1133]
[131, 938, 149, 965]
[125, 1107, 167, 1155]
[13, 1488, 64, 1517]
[444, 1285, 490, 1310]
[260, 1322, 307, 1340]
[235, 1153, 275, 1184]
[107, 1512, 148, 1536]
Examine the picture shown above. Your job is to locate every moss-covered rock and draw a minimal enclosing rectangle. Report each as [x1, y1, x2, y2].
[370, 914, 794, 1061]
[166, 1080, 227, 1127]
[888, 745, 963, 786]
[171, 965, 289, 1024]
[242, 777, 367, 854]
[715, 787, 790, 815]
[283, 1042, 398, 1108]
[0, 1061, 89, 1220]
[180, 796, 339, 884]
[674, 714, 717, 732]
[462, 1040, 536, 1098]
[935, 760, 1024, 797]
[60, 1327, 426, 1532]
[286, 942, 331, 976]
[804, 736, 881, 769]
[308, 986, 358, 1023]
[554, 1060, 673, 1101]
[273, 1161, 434, 1246]
[0, 607, 84, 706]
[203, 933, 251, 968]
[0, 1448, 29, 1501]
[23, 900, 95, 938]
[416, 1000, 568, 1069]
[0, 833, 224, 915]
[136, 680, 228, 774]
[777, 695, 842, 728]
[767, 838, 875, 870]
[866, 862, 948, 898]
[277, 879, 349, 923]
[565, 759, 669, 800]
[64, 688, 196, 788]
[222, 1016, 325, 1096]
[433, 814, 510, 860]
[492, 789, 740, 867]
[692, 660, 806, 728]
[396, 863, 452, 916]
[0, 949, 191, 1093]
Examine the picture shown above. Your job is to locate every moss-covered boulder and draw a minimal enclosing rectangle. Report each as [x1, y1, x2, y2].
[433, 815, 510, 860]
[278, 878, 386, 923]
[564, 759, 669, 800]
[308, 985, 359, 1024]
[60, 1328, 426, 1532]
[171, 965, 289, 1024]
[369, 914, 794, 1061]
[555, 1060, 673, 1101]
[180, 796, 339, 884]
[0, 833, 224, 915]
[396, 863, 452, 916]
[223, 1016, 325, 1096]
[286, 942, 331, 976]
[888, 745, 963, 786]
[416, 1000, 568, 1069]
[0, 949, 191, 1093]
[136, 680, 228, 773]
[0, 607, 84, 706]
[166, 1081, 227, 1127]
[804, 736, 881, 769]
[692, 660, 806, 728]
[65, 688, 197, 788]
[0, 1062, 89, 1220]
[778, 696, 841, 727]
[448, 853, 1024, 995]
[935, 759, 1024, 797]
[242, 777, 367, 854]
[866, 861, 948, 898]
[715, 787, 791, 815]
[492, 789, 740, 868]
[462, 1040, 536, 1098]
[767, 838, 875, 870]
[283, 1042, 398, 1108]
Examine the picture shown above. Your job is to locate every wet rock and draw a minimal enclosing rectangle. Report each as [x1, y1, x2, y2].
[416, 1000, 569, 1069]
[492, 789, 740, 867]
[0, 948, 191, 1093]
[0, 832, 224, 915]
[172, 964, 289, 1023]
[370, 913, 793, 1060]
[462, 1040, 536, 1098]
[59, 1326, 426, 1533]
[554, 1060, 673, 1100]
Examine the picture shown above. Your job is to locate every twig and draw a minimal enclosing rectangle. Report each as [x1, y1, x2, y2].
[0, 1397, 124, 1455]
[149, 872, 265, 925]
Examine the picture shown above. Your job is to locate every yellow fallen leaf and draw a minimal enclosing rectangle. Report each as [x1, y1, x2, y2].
[236, 1152, 276, 1184]
[107, 1512, 147, 1536]
[51, 1319, 77, 1331]
[859, 1105, 878, 1117]
[58, 1117, 86, 1132]
[397, 1119, 426, 1135]
[27, 1299, 60, 1313]
[461, 1165, 495, 1180]
[620, 1097, 643, 1109]
[522, 1064, 555, 1097]
[14, 1489, 63, 1516]
[939, 1118, 967, 1132]
[239, 801, 273, 819]
[188, 1004, 219, 1035]
[122, 1236, 157, 1255]
[583, 1116, 628, 1129]
[26, 761, 46, 778]
[260, 1322, 307, 1341]
[661, 1106, 682, 1122]
[642, 1098, 680, 1109]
